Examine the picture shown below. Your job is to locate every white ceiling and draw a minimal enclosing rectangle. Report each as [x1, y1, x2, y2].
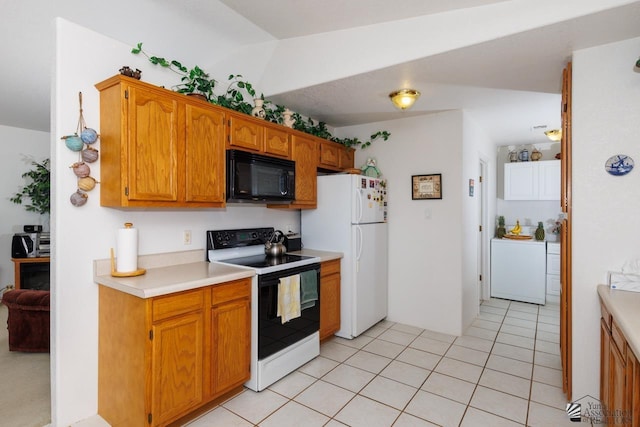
[2, 0, 640, 146]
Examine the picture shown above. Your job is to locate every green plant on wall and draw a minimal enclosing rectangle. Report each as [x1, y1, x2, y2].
[215, 74, 258, 115]
[10, 159, 51, 215]
[131, 43, 218, 102]
[131, 43, 390, 149]
[332, 131, 391, 149]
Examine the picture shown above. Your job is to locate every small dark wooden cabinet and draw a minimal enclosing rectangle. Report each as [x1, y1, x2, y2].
[11, 258, 50, 290]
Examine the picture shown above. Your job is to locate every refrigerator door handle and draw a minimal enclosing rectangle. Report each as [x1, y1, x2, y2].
[355, 224, 363, 272]
[355, 187, 363, 223]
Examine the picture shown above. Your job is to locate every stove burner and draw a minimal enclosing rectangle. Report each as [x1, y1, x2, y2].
[221, 254, 314, 269]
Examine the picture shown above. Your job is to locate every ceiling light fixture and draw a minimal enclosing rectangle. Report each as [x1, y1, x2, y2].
[389, 89, 420, 110]
[544, 129, 562, 141]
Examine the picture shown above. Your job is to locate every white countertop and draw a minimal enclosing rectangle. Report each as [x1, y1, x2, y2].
[94, 249, 255, 298]
[94, 248, 342, 299]
[598, 284, 640, 358]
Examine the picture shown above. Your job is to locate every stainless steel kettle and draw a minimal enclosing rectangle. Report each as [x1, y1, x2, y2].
[265, 230, 286, 257]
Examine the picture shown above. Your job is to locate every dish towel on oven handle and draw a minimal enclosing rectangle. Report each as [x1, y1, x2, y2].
[277, 274, 301, 323]
[300, 270, 318, 310]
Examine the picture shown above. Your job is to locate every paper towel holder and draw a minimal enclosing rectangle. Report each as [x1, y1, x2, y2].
[110, 247, 146, 277]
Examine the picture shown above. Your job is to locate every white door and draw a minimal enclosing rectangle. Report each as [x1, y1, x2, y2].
[478, 160, 485, 303]
[352, 223, 388, 337]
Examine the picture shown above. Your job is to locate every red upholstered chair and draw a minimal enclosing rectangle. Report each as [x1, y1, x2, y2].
[1, 289, 50, 352]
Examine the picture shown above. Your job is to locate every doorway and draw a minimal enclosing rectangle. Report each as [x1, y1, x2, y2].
[478, 158, 489, 302]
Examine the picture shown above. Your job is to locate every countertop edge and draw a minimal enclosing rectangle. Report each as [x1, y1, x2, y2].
[93, 248, 341, 299]
[94, 260, 255, 298]
[597, 284, 640, 358]
[289, 249, 343, 262]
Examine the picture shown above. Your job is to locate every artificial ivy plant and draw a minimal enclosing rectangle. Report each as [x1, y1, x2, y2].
[131, 42, 390, 149]
[10, 159, 51, 215]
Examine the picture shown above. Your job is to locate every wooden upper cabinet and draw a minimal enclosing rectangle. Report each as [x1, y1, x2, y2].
[227, 112, 291, 159]
[264, 125, 290, 158]
[318, 140, 355, 171]
[290, 134, 317, 207]
[339, 147, 355, 170]
[318, 140, 340, 168]
[95, 75, 226, 208]
[227, 113, 263, 152]
[185, 104, 225, 203]
[126, 84, 180, 202]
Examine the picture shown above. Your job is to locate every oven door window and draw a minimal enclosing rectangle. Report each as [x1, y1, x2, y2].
[258, 266, 320, 360]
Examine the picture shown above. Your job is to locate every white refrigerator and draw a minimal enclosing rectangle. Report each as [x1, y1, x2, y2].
[301, 174, 388, 339]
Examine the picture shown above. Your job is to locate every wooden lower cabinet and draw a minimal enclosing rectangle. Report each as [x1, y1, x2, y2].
[210, 280, 251, 395]
[98, 278, 251, 427]
[320, 259, 341, 340]
[600, 300, 640, 426]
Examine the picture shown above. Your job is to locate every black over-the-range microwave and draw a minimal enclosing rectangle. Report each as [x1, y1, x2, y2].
[226, 150, 296, 204]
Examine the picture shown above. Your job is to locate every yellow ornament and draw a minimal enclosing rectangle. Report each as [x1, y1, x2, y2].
[78, 176, 97, 192]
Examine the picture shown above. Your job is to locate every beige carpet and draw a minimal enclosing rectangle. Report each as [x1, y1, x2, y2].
[0, 303, 51, 427]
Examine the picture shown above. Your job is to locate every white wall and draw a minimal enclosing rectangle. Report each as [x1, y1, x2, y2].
[52, 20, 298, 425]
[337, 111, 471, 336]
[571, 36, 640, 400]
[0, 125, 50, 291]
[462, 113, 497, 328]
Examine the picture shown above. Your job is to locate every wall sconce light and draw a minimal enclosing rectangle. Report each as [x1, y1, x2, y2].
[389, 89, 420, 110]
[544, 129, 562, 141]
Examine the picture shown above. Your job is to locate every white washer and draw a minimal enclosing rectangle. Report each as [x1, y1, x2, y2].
[490, 238, 546, 305]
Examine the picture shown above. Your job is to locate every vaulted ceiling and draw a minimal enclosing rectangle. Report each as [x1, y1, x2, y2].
[2, 0, 640, 146]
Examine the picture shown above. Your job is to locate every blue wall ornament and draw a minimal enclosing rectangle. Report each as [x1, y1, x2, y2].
[605, 154, 634, 176]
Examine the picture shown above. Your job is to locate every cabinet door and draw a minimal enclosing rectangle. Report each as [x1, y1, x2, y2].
[185, 104, 226, 204]
[127, 85, 180, 202]
[601, 318, 612, 413]
[546, 274, 560, 296]
[151, 311, 204, 425]
[538, 160, 561, 200]
[339, 147, 355, 170]
[318, 141, 340, 168]
[264, 126, 291, 158]
[504, 162, 538, 200]
[228, 114, 263, 152]
[320, 272, 341, 340]
[610, 338, 627, 423]
[291, 135, 318, 206]
[211, 285, 251, 395]
[626, 350, 640, 427]
[547, 253, 561, 275]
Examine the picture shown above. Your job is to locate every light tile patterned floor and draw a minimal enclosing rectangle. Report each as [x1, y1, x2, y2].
[186, 299, 575, 426]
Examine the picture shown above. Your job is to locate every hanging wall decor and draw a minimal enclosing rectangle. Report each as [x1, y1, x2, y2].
[62, 92, 100, 206]
[412, 174, 442, 200]
[605, 154, 634, 176]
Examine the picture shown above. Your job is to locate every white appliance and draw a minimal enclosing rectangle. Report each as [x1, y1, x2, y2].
[302, 174, 388, 339]
[490, 237, 546, 304]
[207, 228, 321, 392]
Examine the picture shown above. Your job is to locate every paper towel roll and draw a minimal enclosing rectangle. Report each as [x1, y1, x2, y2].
[116, 222, 138, 273]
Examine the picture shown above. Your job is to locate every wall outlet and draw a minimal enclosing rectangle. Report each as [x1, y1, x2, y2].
[183, 230, 192, 245]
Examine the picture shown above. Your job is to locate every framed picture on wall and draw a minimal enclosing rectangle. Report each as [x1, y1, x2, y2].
[412, 174, 442, 200]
